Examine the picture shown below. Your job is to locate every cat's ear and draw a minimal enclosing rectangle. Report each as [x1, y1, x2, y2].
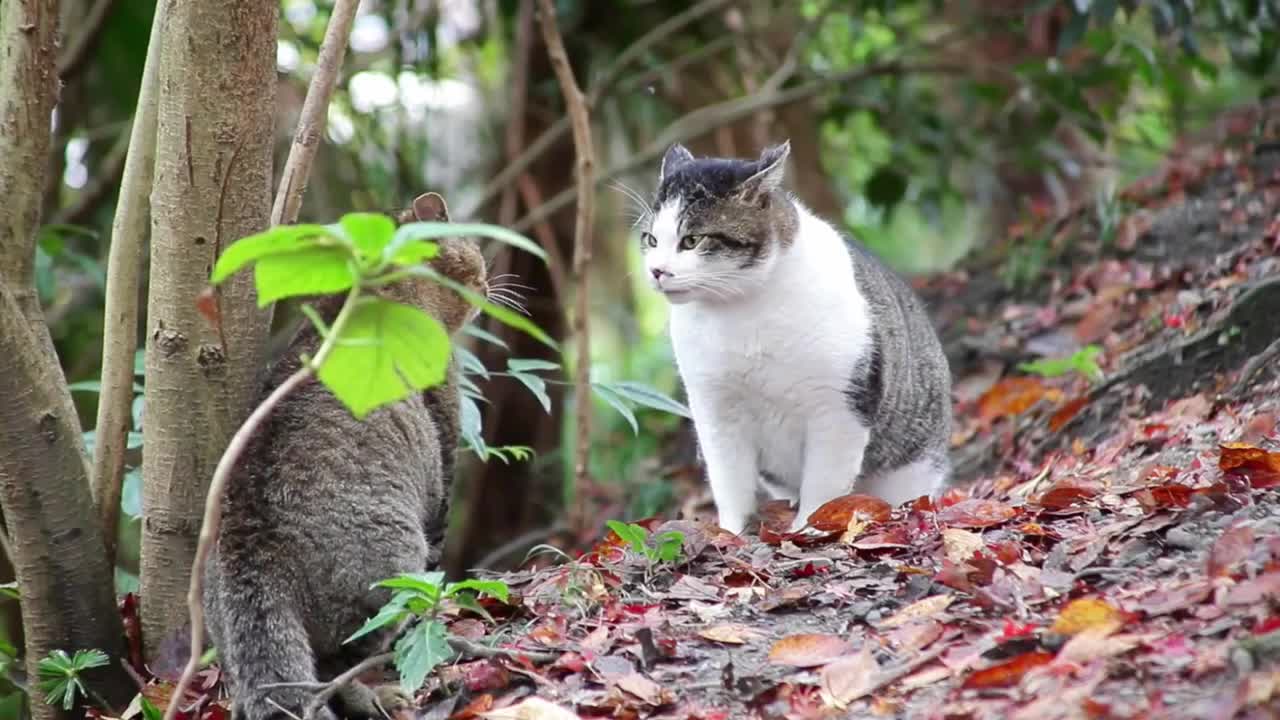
[412, 192, 450, 222]
[660, 143, 694, 182]
[736, 140, 790, 204]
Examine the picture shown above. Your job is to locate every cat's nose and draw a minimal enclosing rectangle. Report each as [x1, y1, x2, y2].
[650, 267, 670, 281]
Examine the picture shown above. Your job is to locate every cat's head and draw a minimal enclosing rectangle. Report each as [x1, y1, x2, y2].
[386, 192, 488, 333]
[638, 141, 797, 304]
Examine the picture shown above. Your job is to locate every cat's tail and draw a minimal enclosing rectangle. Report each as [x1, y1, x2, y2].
[205, 561, 335, 720]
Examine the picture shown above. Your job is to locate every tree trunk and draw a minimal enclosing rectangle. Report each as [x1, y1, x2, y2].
[141, 0, 277, 657]
[0, 0, 132, 715]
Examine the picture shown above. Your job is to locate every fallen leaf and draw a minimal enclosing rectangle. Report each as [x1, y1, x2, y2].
[1219, 442, 1280, 488]
[1057, 627, 1144, 664]
[768, 634, 854, 668]
[451, 694, 495, 720]
[807, 494, 893, 531]
[1226, 572, 1280, 606]
[879, 594, 954, 629]
[962, 652, 1055, 689]
[942, 528, 984, 563]
[698, 624, 764, 645]
[1051, 597, 1130, 636]
[1208, 525, 1255, 578]
[938, 499, 1018, 528]
[616, 672, 667, 705]
[978, 377, 1062, 423]
[1049, 395, 1090, 432]
[1035, 484, 1097, 511]
[1134, 483, 1194, 510]
[819, 646, 879, 708]
[479, 697, 580, 720]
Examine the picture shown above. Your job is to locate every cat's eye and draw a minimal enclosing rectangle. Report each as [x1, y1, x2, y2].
[640, 232, 657, 248]
[678, 235, 702, 251]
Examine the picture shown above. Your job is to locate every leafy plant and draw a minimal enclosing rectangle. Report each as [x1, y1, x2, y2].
[1018, 345, 1104, 382]
[211, 213, 548, 420]
[345, 572, 510, 692]
[605, 520, 685, 565]
[36, 649, 108, 710]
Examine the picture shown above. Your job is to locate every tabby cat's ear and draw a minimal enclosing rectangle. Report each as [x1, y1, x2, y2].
[660, 143, 694, 183]
[412, 192, 450, 222]
[736, 140, 790, 205]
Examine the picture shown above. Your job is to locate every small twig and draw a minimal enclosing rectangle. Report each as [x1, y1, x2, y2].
[450, 636, 559, 664]
[57, 0, 116, 80]
[473, 523, 569, 570]
[535, 0, 596, 531]
[163, 286, 360, 720]
[303, 652, 394, 720]
[270, 0, 359, 227]
[91, 0, 167, 566]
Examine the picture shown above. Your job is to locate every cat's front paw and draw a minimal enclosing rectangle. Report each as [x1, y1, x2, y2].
[333, 680, 413, 719]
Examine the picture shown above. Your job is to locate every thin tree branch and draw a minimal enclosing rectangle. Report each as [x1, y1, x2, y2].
[512, 61, 960, 234]
[535, 0, 596, 529]
[499, 0, 534, 227]
[91, 1, 166, 567]
[271, 0, 359, 227]
[162, 285, 359, 720]
[57, 0, 116, 80]
[473, 522, 568, 570]
[459, 0, 734, 219]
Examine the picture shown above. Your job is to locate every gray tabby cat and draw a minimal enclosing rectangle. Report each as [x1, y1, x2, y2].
[637, 141, 952, 534]
[204, 193, 485, 720]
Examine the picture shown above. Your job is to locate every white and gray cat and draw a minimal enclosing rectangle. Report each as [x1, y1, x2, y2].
[637, 141, 952, 534]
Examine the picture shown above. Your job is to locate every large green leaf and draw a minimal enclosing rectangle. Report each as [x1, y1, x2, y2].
[395, 621, 453, 692]
[445, 579, 510, 602]
[591, 383, 639, 435]
[414, 267, 557, 348]
[339, 213, 397, 262]
[391, 222, 546, 261]
[210, 224, 337, 284]
[376, 571, 446, 596]
[510, 371, 551, 413]
[254, 246, 356, 306]
[316, 299, 452, 419]
[599, 381, 690, 418]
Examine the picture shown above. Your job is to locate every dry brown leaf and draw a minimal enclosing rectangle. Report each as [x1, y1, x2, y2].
[807, 494, 893, 532]
[819, 646, 879, 708]
[937, 499, 1018, 528]
[768, 633, 854, 667]
[697, 623, 764, 645]
[962, 652, 1054, 689]
[1057, 628, 1146, 664]
[1208, 525, 1255, 578]
[615, 672, 667, 705]
[942, 528, 984, 563]
[878, 594, 954, 629]
[977, 377, 1062, 422]
[479, 697, 580, 720]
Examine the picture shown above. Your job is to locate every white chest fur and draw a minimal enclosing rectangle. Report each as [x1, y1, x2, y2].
[668, 205, 876, 531]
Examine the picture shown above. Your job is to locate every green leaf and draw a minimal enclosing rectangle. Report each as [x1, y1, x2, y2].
[376, 571, 446, 596]
[68, 650, 108, 672]
[511, 371, 551, 413]
[605, 520, 649, 553]
[0, 582, 17, 600]
[391, 222, 546, 261]
[140, 697, 163, 720]
[1018, 345, 1103, 381]
[388, 242, 439, 267]
[444, 579, 510, 603]
[601, 381, 690, 418]
[345, 593, 412, 645]
[507, 358, 559, 372]
[316, 299, 452, 419]
[414, 266, 556, 348]
[456, 346, 489, 379]
[450, 593, 496, 623]
[211, 224, 338, 284]
[339, 213, 397, 261]
[254, 246, 356, 306]
[591, 383, 638, 435]
[394, 621, 453, 692]
[462, 324, 509, 349]
[459, 394, 486, 456]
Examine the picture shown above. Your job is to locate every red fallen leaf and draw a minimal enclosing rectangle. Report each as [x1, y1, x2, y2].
[987, 540, 1022, 565]
[790, 562, 829, 579]
[1036, 484, 1097, 511]
[1208, 525, 1255, 578]
[962, 651, 1055, 689]
[1225, 571, 1280, 606]
[1049, 395, 1090, 432]
[767, 633, 854, 668]
[910, 495, 937, 513]
[1019, 522, 1059, 538]
[1255, 616, 1280, 635]
[548, 651, 587, 674]
[1164, 312, 1186, 329]
[978, 377, 1063, 423]
[1219, 442, 1280, 488]
[1000, 619, 1037, 640]
[806, 494, 892, 531]
[449, 694, 494, 720]
[938, 487, 968, 508]
[195, 286, 221, 330]
[937, 499, 1017, 528]
[1134, 483, 1193, 510]
[119, 592, 145, 675]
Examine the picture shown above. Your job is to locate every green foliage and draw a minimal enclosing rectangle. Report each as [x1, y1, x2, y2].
[605, 520, 685, 565]
[36, 649, 108, 710]
[347, 572, 510, 692]
[1018, 345, 1104, 382]
[0, 584, 16, 602]
[212, 213, 547, 420]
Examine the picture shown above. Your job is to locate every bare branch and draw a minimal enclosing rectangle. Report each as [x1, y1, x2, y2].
[459, 0, 734, 219]
[91, 0, 166, 567]
[512, 61, 959, 234]
[57, 0, 116, 80]
[535, 0, 596, 527]
[271, 0, 359, 227]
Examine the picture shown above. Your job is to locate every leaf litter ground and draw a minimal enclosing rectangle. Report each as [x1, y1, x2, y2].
[118, 144, 1280, 719]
